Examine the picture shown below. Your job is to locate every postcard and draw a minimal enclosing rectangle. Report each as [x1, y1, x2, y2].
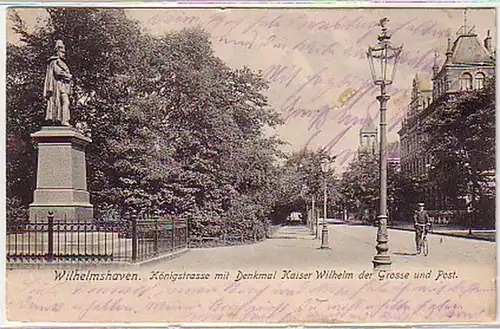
[5, 5, 496, 324]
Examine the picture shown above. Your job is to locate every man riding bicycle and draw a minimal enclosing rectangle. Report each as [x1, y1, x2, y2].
[414, 202, 431, 254]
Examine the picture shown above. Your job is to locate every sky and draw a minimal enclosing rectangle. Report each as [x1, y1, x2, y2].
[6, 7, 496, 170]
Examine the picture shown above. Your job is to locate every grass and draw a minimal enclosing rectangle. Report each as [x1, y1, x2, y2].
[439, 230, 496, 241]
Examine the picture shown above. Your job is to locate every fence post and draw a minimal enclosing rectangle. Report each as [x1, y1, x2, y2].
[131, 215, 137, 262]
[47, 211, 54, 263]
[185, 219, 189, 248]
[154, 216, 159, 255]
[171, 218, 175, 251]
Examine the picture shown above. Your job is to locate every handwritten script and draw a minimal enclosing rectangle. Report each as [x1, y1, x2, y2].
[7, 267, 495, 323]
[126, 8, 497, 168]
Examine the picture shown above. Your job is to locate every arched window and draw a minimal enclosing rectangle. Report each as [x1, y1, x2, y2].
[475, 72, 486, 89]
[460, 73, 473, 90]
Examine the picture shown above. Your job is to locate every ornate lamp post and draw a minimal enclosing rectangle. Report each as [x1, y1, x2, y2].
[366, 18, 403, 269]
[311, 195, 315, 235]
[320, 158, 331, 249]
[300, 184, 309, 227]
[312, 195, 318, 237]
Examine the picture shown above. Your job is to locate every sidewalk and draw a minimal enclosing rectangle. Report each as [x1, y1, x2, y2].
[389, 222, 496, 242]
[268, 225, 315, 240]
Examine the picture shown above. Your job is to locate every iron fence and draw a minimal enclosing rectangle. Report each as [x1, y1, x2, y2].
[6, 212, 188, 264]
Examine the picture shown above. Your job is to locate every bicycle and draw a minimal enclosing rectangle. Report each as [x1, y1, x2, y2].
[415, 223, 432, 256]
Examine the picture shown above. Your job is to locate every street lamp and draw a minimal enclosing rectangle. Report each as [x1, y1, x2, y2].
[366, 18, 403, 269]
[300, 184, 309, 227]
[312, 195, 317, 235]
[298, 163, 313, 233]
[320, 158, 331, 249]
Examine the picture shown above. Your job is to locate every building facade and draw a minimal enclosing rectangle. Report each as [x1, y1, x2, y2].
[398, 23, 495, 216]
[387, 141, 401, 172]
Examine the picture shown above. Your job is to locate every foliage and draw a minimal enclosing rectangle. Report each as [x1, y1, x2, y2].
[388, 171, 423, 222]
[6, 197, 28, 222]
[423, 76, 495, 225]
[339, 154, 379, 218]
[276, 149, 338, 220]
[338, 153, 417, 222]
[7, 8, 288, 241]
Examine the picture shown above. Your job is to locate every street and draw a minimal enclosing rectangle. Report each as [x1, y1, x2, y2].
[6, 223, 496, 323]
[146, 224, 495, 271]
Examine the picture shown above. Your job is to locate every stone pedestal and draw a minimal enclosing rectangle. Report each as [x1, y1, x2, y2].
[29, 126, 93, 222]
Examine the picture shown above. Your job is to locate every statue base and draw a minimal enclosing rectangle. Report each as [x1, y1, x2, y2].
[29, 126, 94, 222]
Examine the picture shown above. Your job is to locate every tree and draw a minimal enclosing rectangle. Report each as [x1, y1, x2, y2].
[339, 153, 412, 223]
[387, 170, 422, 223]
[7, 8, 286, 240]
[339, 154, 379, 221]
[264, 148, 338, 224]
[424, 76, 495, 227]
[7, 8, 147, 217]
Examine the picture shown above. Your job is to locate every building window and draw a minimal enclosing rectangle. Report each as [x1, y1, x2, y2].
[460, 73, 473, 90]
[475, 72, 486, 90]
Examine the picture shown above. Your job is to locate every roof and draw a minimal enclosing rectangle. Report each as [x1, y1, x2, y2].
[418, 74, 432, 91]
[413, 73, 432, 93]
[360, 110, 377, 133]
[451, 33, 493, 64]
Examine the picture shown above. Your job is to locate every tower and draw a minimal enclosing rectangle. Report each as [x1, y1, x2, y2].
[358, 110, 378, 157]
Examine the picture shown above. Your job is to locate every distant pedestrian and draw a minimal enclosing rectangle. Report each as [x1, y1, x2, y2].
[414, 202, 431, 254]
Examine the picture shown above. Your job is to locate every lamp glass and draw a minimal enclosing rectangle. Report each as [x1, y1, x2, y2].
[367, 43, 403, 86]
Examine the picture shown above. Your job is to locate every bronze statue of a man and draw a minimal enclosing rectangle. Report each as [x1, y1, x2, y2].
[43, 40, 72, 126]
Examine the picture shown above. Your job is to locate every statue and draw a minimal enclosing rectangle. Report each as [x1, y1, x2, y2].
[378, 17, 389, 28]
[43, 40, 72, 126]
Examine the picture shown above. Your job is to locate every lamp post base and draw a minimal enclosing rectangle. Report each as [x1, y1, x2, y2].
[320, 225, 330, 249]
[372, 255, 392, 269]
[373, 215, 391, 269]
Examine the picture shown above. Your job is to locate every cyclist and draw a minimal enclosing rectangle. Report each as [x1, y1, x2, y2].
[414, 202, 431, 254]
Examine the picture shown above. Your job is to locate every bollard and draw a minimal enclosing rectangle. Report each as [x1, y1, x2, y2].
[320, 224, 330, 249]
[131, 215, 137, 262]
[154, 216, 159, 254]
[171, 218, 175, 251]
